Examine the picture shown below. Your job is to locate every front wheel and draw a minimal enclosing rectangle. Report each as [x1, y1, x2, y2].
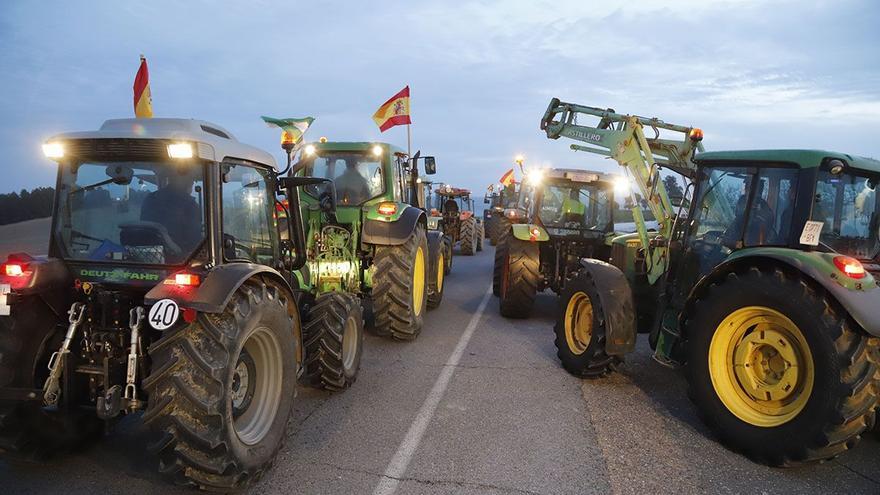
[685, 266, 879, 466]
[476, 223, 484, 252]
[302, 293, 364, 391]
[554, 270, 620, 377]
[459, 217, 477, 256]
[144, 279, 297, 490]
[499, 237, 539, 318]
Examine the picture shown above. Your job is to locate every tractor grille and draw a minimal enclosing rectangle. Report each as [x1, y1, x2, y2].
[64, 138, 170, 161]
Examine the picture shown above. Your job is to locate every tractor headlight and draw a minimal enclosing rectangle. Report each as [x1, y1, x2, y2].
[526, 169, 544, 185]
[42, 142, 64, 159]
[167, 142, 194, 159]
[614, 176, 631, 195]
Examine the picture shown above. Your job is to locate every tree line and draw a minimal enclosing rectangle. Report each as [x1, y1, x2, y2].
[0, 187, 55, 225]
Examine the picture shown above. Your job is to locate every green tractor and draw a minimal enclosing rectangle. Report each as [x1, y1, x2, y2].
[0, 118, 354, 490]
[542, 99, 880, 465]
[290, 140, 446, 337]
[494, 168, 618, 318]
[483, 181, 518, 246]
[434, 185, 484, 256]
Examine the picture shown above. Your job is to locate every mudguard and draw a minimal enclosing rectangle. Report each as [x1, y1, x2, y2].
[511, 223, 549, 242]
[144, 263, 293, 314]
[577, 258, 637, 355]
[689, 248, 880, 336]
[362, 205, 426, 246]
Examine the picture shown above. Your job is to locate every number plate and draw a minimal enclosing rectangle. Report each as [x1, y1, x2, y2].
[0, 284, 9, 316]
[148, 299, 180, 330]
[799, 221, 824, 246]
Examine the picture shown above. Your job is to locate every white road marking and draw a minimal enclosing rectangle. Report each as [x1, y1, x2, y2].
[372, 284, 493, 495]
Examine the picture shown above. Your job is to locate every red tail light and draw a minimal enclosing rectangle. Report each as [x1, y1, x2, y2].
[833, 256, 866, 279]
[377, 202, 397, 216]
[4, 264, 25, 277]
[165, 273, 201, 287]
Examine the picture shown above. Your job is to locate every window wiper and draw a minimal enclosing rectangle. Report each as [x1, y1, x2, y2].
[70, 178, 116, 195]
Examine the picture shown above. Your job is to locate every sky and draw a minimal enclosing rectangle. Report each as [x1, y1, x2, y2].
[0, 0, 878, 195]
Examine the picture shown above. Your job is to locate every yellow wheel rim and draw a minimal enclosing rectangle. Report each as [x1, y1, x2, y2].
[564, 292, 593, 355]
[436, 253, 445, 294]
[412, 245, 425, 317]
[708, 306, 814, 427]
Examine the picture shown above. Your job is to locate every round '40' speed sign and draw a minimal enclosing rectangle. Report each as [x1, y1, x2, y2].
[148, 299, 180, 330]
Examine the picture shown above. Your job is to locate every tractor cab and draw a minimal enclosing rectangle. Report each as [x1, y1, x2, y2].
[41, 118, 291, 286]
[528, 169, 615, 240]
[676, 151, 880, 289]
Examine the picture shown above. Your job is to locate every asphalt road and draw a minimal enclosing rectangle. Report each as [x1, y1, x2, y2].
[2, 241, 880, 494]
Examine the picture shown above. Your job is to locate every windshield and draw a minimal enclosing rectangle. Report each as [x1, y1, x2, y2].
[812, 168, 879, 259]
[538, 182, 611, 231]
[56, 161, 206, 265]
[303, 152, 384, 206]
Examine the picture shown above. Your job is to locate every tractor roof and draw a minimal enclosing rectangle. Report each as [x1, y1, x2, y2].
[308, 141, 406, 155]
[695, 149, 880, 173]
[547, 168, 619, 184]
[435, 185, 470, 197]
[48, 118, 276, 168]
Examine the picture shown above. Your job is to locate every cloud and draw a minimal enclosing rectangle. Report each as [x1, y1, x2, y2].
[0, 0, 877, 194]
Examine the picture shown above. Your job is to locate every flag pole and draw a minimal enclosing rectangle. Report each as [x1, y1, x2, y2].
[406, 123, 412, 159]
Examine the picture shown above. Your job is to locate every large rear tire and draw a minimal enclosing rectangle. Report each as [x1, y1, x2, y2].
[554, 270, 620, 377]
[685, 266, 879, 466]
[488, 216, 499, 246]
[144, 279, 297, 490]
[460, 217, 477, 256]
[499, 237, 539, 318]
[476, 223, 484, 252]
[0, 298, 102, 462]
[302, 293, 363, 392]
[373, 224, 429, 340]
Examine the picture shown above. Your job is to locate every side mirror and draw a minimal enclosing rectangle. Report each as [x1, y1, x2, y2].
[279, 175, 337, 214]
[483, 197, 490, 204]
[423, 156, 437, 175]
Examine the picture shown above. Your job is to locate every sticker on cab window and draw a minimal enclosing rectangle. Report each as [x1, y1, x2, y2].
[799, 221, 824, 246]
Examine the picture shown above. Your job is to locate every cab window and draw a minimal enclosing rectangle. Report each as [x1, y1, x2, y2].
[221, 163, 276, 265]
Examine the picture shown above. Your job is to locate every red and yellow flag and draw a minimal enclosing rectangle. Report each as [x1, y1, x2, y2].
[499, 168, 515, 187]
[372, 86, 411, 132]
[133, 56, 153, 118]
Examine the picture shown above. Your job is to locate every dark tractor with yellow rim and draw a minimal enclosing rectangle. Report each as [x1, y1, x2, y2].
[542, 99, 880, 466]
[483, 181, 518, 246]
[292, 141, 443, 340]
[0, 118, 349, 490]
[495, 168, 617, 318]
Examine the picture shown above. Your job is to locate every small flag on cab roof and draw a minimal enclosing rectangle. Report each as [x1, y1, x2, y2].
[261, 116, 316, 146]
[133, 55, 152, 118]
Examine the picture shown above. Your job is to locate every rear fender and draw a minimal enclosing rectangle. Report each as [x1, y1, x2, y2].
[685, 248, 880, 336]
[362, 205, 426, 246]
[512, 224, 549, 242]
[577, 259, 637, 355]
[144, 263, 294, 314]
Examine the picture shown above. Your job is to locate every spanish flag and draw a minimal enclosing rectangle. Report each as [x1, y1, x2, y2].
[500, 168, 515, 187]
[133, 56, 153, 118]
[372, 86, 411, 132]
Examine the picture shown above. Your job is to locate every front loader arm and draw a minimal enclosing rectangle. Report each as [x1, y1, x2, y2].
[540, 98, 705, 284]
